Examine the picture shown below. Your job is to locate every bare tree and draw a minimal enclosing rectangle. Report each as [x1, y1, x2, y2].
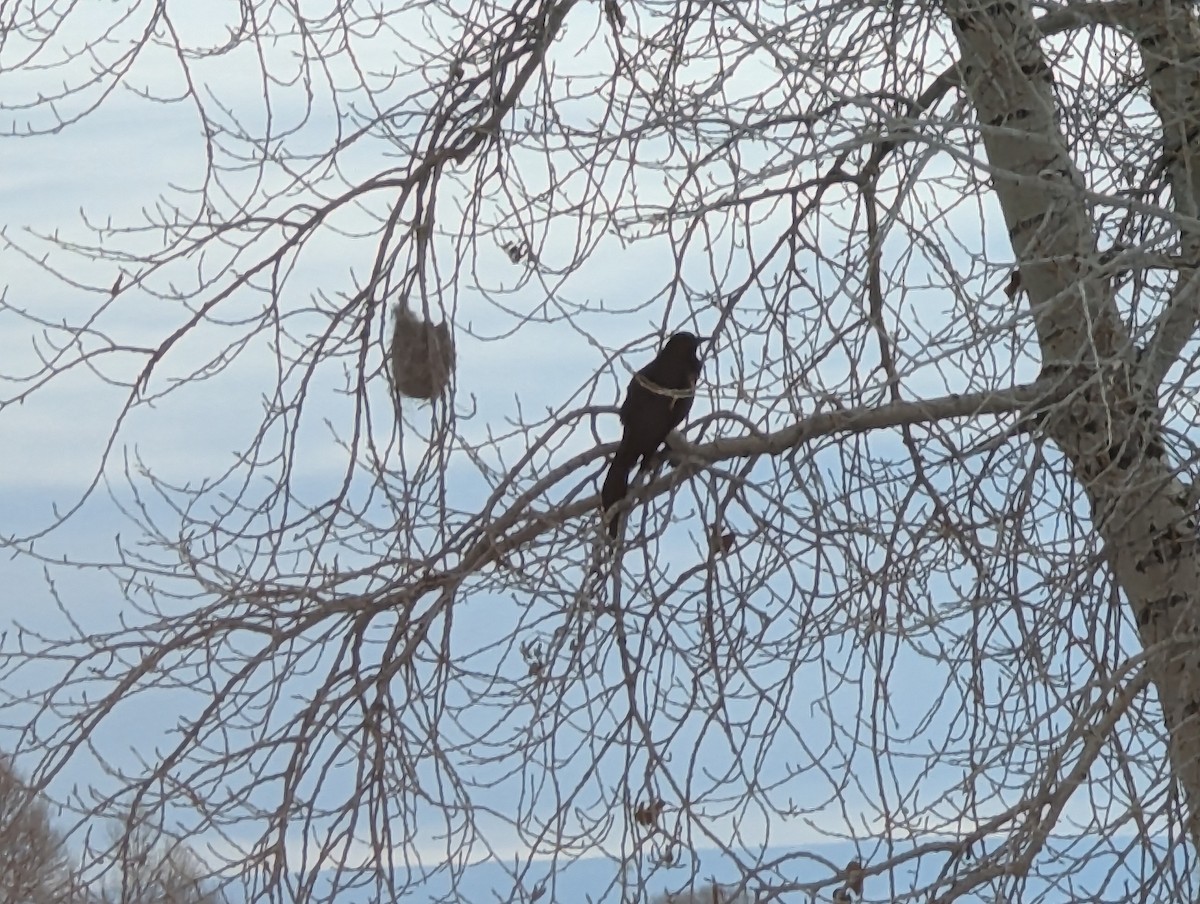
[3, 0, 1200, 902]
[85, 823, 228, 904]
[0, 754, 72, 904]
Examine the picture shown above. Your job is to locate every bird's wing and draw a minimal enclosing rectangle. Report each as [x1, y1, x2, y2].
[619, 372, 657, 425]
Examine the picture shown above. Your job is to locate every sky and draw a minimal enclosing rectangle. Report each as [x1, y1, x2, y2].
[0, 3, 1191, 904]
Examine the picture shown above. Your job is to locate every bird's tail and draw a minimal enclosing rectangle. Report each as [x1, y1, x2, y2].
[601, 446, 637, 538]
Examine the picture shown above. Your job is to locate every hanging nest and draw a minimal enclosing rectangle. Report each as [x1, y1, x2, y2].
[389, 301, 456, 400]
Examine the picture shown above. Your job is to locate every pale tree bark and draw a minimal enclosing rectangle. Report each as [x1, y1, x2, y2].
[1130, 0, 1200, 382]
[946, 0, 1200, 846]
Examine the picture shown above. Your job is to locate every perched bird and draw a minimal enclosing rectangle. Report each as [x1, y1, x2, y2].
[601, 331, 705, 538]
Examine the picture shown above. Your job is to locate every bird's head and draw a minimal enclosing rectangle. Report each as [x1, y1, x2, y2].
[661, 331, 707, 366]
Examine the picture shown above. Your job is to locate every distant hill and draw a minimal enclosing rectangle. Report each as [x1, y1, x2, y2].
[223, 836, 1180, 903]
[229, 842, 864, 904]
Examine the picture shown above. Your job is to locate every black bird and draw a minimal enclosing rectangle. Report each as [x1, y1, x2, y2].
[601, 331, 705, 538]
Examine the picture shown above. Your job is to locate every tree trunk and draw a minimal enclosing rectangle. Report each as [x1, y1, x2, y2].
[945, 0, 1200, 846]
